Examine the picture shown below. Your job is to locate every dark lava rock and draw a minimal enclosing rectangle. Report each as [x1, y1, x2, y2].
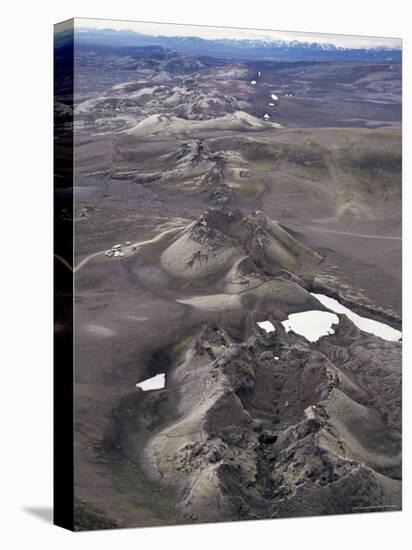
[239, 170, 252, 178]
[259, 430, 278, 445]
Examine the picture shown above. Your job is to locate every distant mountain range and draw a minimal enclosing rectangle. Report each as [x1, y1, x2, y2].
[55, 27, 402, 63]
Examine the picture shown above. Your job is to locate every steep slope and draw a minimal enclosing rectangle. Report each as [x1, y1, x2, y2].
[125, 314, 401, 522]
[160, 208, 321, 281]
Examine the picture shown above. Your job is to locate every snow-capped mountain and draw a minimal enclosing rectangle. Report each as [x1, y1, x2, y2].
[69, 28, 401, 62]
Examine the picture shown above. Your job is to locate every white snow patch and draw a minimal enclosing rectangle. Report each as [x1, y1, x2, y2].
[271, 94, 279, 101]
[311, 293, 402, 342]
[282, 311, 338, 342]
[257, 321, 275, 333]
[136, 373, 165, 391]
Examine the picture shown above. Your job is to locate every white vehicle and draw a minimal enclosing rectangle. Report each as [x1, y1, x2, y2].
[112, 244, 122, 249]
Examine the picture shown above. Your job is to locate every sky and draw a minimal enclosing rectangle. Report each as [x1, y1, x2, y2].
[71, 17, 402, 49]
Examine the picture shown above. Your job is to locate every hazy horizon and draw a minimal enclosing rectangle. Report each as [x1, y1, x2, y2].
[55, 17, 402, 49]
